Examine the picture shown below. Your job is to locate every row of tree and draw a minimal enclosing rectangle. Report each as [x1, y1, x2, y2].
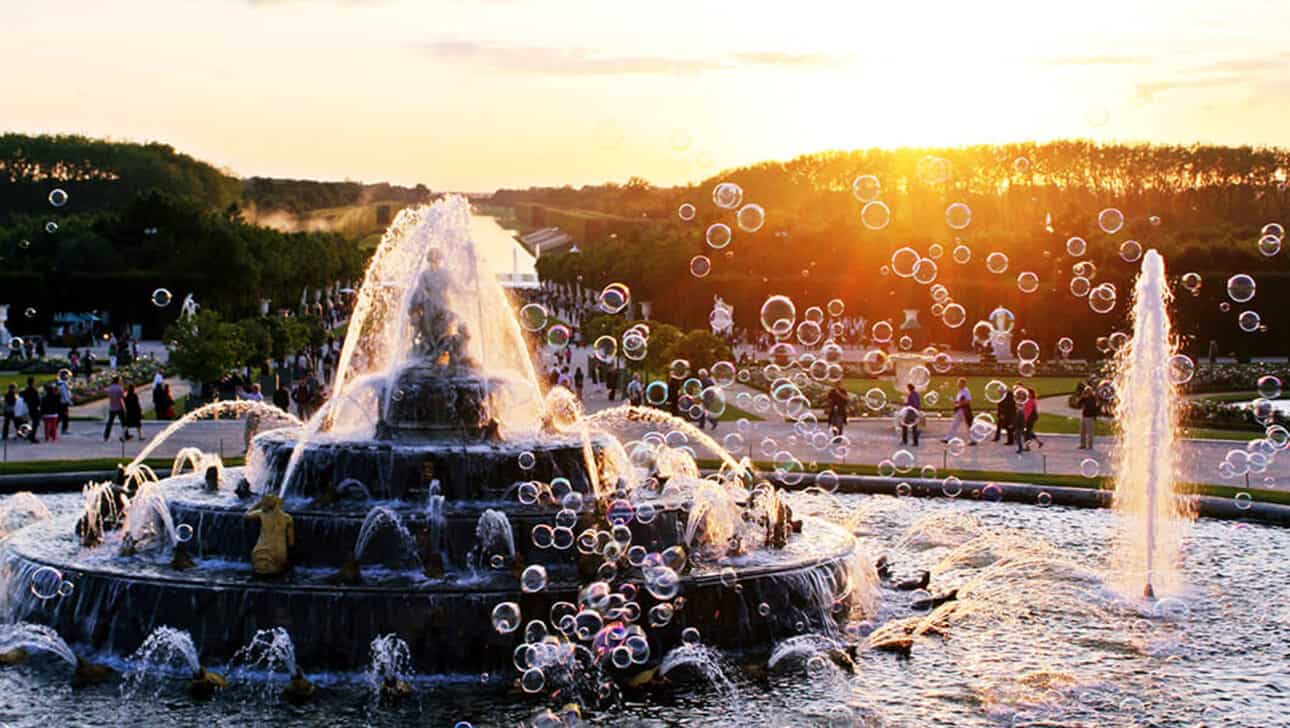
[526, 142, 1290, 358]
[165, 310, 328, 386]
[1, 190, 366, 337]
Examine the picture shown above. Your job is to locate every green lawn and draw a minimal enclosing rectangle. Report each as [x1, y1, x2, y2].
[697, 458, 1290, 506]
[1035, 412, 1260, 442]
[844, 375, 1085, 412]
[0, 371, 58, 392]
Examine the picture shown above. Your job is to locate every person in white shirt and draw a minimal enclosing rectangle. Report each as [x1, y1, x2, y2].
[942, 378, 976, 445]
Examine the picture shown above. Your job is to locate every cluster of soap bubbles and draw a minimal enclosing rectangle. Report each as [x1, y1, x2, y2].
[29, 565, 75, 600]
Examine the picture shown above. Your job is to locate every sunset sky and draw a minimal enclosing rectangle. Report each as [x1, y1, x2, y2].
[4, 0, 1289, 191]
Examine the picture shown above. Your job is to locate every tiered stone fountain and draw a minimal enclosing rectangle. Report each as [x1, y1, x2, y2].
[1, 197, 857, 678]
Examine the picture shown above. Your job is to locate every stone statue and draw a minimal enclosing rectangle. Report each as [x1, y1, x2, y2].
[244, 495, 294, 576]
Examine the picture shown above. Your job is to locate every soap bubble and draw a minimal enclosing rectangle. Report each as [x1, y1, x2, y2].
[895, 482, 912, 497]
[988, 306, 1016, 333]
[891, 247, 919, 278]
[29, 567, 64, 600]
[1036, 491, 1053, 507]
[669, 359, 690, 378]
[24, 307, 36, 319]
[851, 175, 881, 202]
[1089, 283, 1117, 313]
[518, 451, 537, 470]
[1119, 240, 1143, 263]
[871, 320, 893, 343]
[599, 283, 630, 314]
[1181, 272, 1202, 294]
[1238, 310, 1261, 333]
[678, 203, 696, 221]
[984, 380, 1008, 403]
[1098, 208, 1125, 234]
[1016, 271, 1039, 293]
[952, 244, 971, 264]
[45, 222, 58, 234]
[705, 222, 733, 249]
[862, 350, 889, 375]
[48, 188, 69, 207]
[912, 258, 938, 285]
[1167, 355, 1195, 384]
[1012, 157, 1031, 174]
[1234, 492, 1253, 510]
[17, 239, 30, 250]
[986, 252, 1009, 274]
[826, 298, 845, 317]
[545, 325, 572, 349]
[736, 204, 766, 232]
[1258, 234, 1281, 257]
[175, 523, 194, 543]
[689, 255, 712, 278]
[1226, 274, 1256, 303]
[945, 202, 972, 230]
[1016, 339, 1040, 362]
[1066, 237, 1087, 257]
[941, 303, 966, 328]
[519, 303, 547, 331]
[860, 201, 891, 230]
[916, 156, 952, 184]
[760, 295, 796, 337]
[1057, 337, 1074, 355]
[521, 667, 545, 693]
[1261, 222, 1285, 239]
[1070, 276, 1092, 297]
[796, 320, 823, 347]
[1257, 375, 1282, 399]
[1079, 458, 1101, 478]
[864, 387, 887, 411]
[713, 182, 743, 209]
[593, 335, 618, 362]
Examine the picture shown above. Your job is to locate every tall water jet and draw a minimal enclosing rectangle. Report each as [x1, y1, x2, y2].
[1110, 249, 1193, 598]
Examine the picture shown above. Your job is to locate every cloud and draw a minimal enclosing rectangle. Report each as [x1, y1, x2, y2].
[1133, 53, 1290, 102]
[413, 40, 853, 76]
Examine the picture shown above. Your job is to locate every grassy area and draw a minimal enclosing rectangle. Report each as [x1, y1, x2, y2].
[717, 402, 763, 422]
[844, 375, 1085, 412]
[697, 458, 1290, 506]
[0, 371, 58, 392]
[0, 456, 245, 476]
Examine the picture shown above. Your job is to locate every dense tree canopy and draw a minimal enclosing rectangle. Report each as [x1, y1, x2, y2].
[527, 142, 1290, 359]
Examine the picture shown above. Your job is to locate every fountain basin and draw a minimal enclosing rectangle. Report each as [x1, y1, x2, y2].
[2, 511, 855, 673]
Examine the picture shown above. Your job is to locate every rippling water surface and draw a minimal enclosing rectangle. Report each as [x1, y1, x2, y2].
[1, 490, 1286, 727]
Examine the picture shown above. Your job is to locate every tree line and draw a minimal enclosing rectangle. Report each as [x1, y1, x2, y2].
[524, 142, 1290, 359]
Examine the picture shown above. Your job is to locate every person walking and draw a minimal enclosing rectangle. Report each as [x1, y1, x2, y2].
[557, 367, 573, 391]
[1076, 384, 1099, 450]
[826, 381, 849, 436]
[1013, 393, 1030, 453]
[57, 373, 72, 434]
[20, 378, 41, 443]
[901, 383, 922, 446]
[104, 376, 128, 441]
[698, 369, 717, 430]
[943, 378, 975, 445]
[124, 383, 144, 441]
[1023, 386, 1043, 449]
[626, 373, 644, 407]
[273, 382, 291, 413]
[41, 384, 61, 443]
[2, 384, 16, 440]
[573, 367, 585, 400]
[606, 367, 619, 402]
[993, 388, 1016, 445]
[156, 382, 176, 420]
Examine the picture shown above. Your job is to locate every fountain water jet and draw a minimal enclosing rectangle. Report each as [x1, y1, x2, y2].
[1110, 249, 1194, 598]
